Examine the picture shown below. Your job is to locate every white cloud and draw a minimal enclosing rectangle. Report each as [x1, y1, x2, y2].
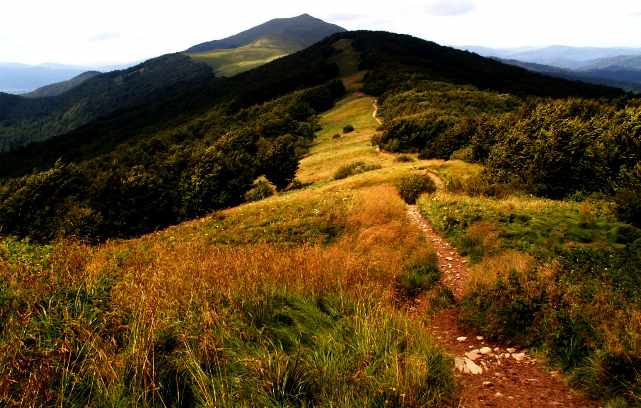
[428, 0, 476, 16]
[1, 0, 641, 65]
[89, 32, 120, 43]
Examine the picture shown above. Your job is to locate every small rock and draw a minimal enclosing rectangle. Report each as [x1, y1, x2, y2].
[465, 351, 482, 361]
[495, 392, 504, 398]
[480, 347, 493, 355]
[482, 381, 493, 387]
[493, 347, 500, 352]
[465, 358, 483, 375]
[476, 336, 484, 341]
[506, 347, 517, 353]
[454, 357, 466, 373]
[456, 336, 467, 342]
[446, 257, 454, 261]
[454, 357, 483, 375]
[512, 353, 526, 361]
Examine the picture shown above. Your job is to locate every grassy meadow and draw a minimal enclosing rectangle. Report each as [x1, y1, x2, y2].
[0, 94, 458, 406]
[188, 38, 293, 77]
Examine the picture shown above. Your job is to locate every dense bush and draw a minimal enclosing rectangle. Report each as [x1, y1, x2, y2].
[486, 99, 641, 199]
[333, 161, 382, 180]
[244, 177, 277, 202]
[396, 174, 437, 204]
[343, 124, 355, 133]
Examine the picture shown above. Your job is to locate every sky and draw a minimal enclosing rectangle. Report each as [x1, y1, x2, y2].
[2, 0, 641, 66]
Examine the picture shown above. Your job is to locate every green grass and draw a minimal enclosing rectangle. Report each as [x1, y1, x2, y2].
[418, 191, 629, 260]
[187, 38, 294, 77]
[396, 253, 441, 299]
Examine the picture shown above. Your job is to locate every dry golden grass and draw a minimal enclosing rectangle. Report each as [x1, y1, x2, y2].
[467, 250, 535, 291]
[0, 93, 464, 405]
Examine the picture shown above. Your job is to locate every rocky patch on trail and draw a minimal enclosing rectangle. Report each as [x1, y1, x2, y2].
[453, 338, 536, 376]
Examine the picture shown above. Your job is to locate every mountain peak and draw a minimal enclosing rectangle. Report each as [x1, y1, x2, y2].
[186, 14, 346, 54]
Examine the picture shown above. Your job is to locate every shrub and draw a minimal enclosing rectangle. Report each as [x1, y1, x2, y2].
[284, 178, 309, 192]
[396, 174, 437, 204]
[426, 285, 456, 313]
[343, 124, 355, 134]
[450, 147, 473, 161]
[394, 155, 415, 163]
[244, 177, 277, 202]
[332, 133, 341, 139]
[396, 253, 441, 298]
[333, 161, 382, 180]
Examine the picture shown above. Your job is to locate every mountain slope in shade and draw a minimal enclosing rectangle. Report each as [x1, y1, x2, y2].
[187, 14, 346, 53]
[186, 14, 346, 77]
[24, 71, 101, 98]
[0, 54, 214, 151]
[498, 58, 641, 93]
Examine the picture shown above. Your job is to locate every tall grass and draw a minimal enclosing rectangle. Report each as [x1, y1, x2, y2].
[0, 186, 455, 406]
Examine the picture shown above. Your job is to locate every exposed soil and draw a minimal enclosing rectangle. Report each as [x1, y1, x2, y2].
[407, 187, 599, 408]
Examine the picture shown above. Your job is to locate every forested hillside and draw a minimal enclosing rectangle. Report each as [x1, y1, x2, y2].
[0, 55, 214, 151]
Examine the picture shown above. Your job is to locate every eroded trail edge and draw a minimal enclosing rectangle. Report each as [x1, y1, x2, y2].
[406, 202, 597, 408]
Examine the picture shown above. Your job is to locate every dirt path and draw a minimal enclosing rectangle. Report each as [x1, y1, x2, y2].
[406, 187, 598, 407]
[368, 102, 598, 407]
[372, 101, 382, 125]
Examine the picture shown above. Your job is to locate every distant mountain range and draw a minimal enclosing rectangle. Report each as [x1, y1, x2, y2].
[461, 45, 641, 92]
[186, 14, 346, 77]
[0, 62, 132, 94]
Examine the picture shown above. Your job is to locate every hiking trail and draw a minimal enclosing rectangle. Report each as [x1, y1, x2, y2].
[370, 102, 598, 407]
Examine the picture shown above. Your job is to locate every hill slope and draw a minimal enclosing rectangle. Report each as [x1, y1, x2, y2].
[463, 45, 641, 69]
[499, 58, 641, 92]
[463, 45, 641, 91]
[187, 14, 346, 53]
[0, 63, 89, 94]
[0, 31, 626, 176]
[186, 14, 346, 77]
[24, 71, 101, 98]
[0, 54, 214, 151]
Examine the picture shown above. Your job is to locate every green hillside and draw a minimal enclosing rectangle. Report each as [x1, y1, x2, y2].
[186, 14, 346, 77]
[188, 37, 294, 77]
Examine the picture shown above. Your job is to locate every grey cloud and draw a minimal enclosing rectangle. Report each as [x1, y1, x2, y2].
[89, 32, 120, 42]
[428, 0, 476, 16]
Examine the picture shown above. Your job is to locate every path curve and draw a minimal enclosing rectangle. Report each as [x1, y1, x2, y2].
[406, 188, 598, 407]
[372, 100, 383, 125]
